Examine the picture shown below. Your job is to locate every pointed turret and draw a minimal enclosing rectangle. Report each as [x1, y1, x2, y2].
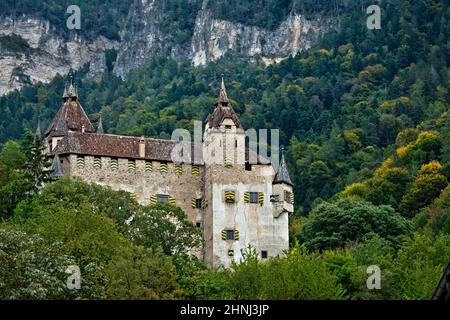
[274, 153, 293, 186]
[216, 77, 229, 106]
[97, 113, 104, 134]
[33, 117, 42, 145]
[45, 84, 94, 138]
[50, 153, 64, 179]
[205, 78, 243, 130]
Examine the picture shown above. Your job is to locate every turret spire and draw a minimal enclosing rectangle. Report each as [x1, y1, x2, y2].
[216, 77, 229, 105]
[33, 117, 42, 145]
[274, 150, 293, 186]
[50, 153, 64, 180]
[97, 113, 104, 134]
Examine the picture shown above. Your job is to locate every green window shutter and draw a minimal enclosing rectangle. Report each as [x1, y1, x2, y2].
[169, 196, 176, 205]
[202, 198, 208, 208]
[130, 193, 137, 201]
[93, 157, 102, 169]
[150, 195, 157, 205]
[145, 161, 153, 172]
[160, 163, 168, 175]
[258, 192, 264, 205]
[234, 230, 240, 240]
[77, 156, 85, 169]
[244, 192, 250, 203]
[225, 191, 235, 203]
[128, 160, 136, 172]
[191, 165, 200, 176]
[110, 158, 118, 170]
[290, 193, 294, 205]
[221, 230, 227, 240]
[191, 198, 197, 208]
[224, 157, 233, 168]
[175, 164, 183, 176]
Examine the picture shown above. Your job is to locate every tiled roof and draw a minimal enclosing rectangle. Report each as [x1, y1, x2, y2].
[205, 78, 244, 130]
[53, 132, 204, 165]
[52, 132, 270, 166]
[206, 105, 244, 130]
[45, 99, 95, 136]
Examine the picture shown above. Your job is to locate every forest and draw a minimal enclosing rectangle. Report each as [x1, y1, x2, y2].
[0, 0, 449, 299]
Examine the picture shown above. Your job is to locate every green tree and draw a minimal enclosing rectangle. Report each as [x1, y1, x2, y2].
[0, 228, 106, 299]
[298, 199, 412, 250]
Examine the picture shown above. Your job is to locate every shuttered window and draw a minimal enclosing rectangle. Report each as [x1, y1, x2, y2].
[191, 165, 200, 176]
[77, 156, 85, 169]
[225, 191, 236, 203]
[221, 229, 239, 241]
[128, 160, 136, 172]
[145, 161, 153, 172]
[93, 157, 102, 169]
[160, 162, 168, 174]
[175, 164, 182, 176]
[110, 158, 118, 170]
[245, 192, 264, 205]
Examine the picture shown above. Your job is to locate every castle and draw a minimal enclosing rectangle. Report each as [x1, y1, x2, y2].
[43, 79, 293, 268]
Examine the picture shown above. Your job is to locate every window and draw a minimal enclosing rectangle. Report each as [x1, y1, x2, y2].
[245, 163, 252, 171]
[226, 229, 235, 240]
[225, 125, 232, 132]
[261, 251, 268, 259]
[249, 192, 259, 203]
[93, 157, 102, 169]
[228, 249, 234, 257]
[157, 194, 169, 203]
[110, 157, 119, 170]
[221, 229, 239, 241]
[128, 159, 136, 172]
[225, 191, 236, 203]
[284, 191, 292, 203]
[270, 194, 280, 203]
[196, 222, 202, 228]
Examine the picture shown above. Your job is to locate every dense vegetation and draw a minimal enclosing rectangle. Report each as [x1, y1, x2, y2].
[0, 0, 449, 299]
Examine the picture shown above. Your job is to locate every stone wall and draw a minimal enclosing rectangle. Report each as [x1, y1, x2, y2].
[67, 154, 204, 223]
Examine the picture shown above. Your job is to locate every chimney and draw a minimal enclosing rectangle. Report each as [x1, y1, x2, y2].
[139, 137, 145, 158]
[81, 124, 85, 133]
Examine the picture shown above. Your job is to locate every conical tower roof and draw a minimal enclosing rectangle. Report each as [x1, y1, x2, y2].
[216, 77, 229, 106]
[50, 153, 64, 179]
[274, 153, 293, 186]
[97, 113, 104, 134]
[45, 85, 94, 137]
[33, 118, 42, 145]
[206, 78, 243, 129]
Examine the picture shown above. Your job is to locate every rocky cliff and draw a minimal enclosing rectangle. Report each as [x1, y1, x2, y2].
[0, 0, 335, 94]
[115, 0, 334, 78]
[0, 16, 118, 95]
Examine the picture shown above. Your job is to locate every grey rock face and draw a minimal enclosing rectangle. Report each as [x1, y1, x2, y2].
[0, 16, 118, 95]
[0, 0, 336, 94]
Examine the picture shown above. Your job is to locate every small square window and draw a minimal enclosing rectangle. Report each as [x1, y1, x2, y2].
[196, 222, 202, 228]
[226, 229, 235, 240]
[261, 251, 268, 259]
[245, 163, 252, 171]
[225, 125, 232, 132]
[249, 192, 259, 203]
[284, 191, 292, 203]
[228, 249, 234, 257]
[157, 194, 169, 203]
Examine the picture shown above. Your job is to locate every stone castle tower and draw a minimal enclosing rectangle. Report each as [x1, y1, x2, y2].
[44, 80, 293, 267]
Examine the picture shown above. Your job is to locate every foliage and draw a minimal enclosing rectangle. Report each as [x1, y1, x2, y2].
[298, 199, 412, 250]
[0, 228, 106, 299]
[190, 245, 346, 300]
